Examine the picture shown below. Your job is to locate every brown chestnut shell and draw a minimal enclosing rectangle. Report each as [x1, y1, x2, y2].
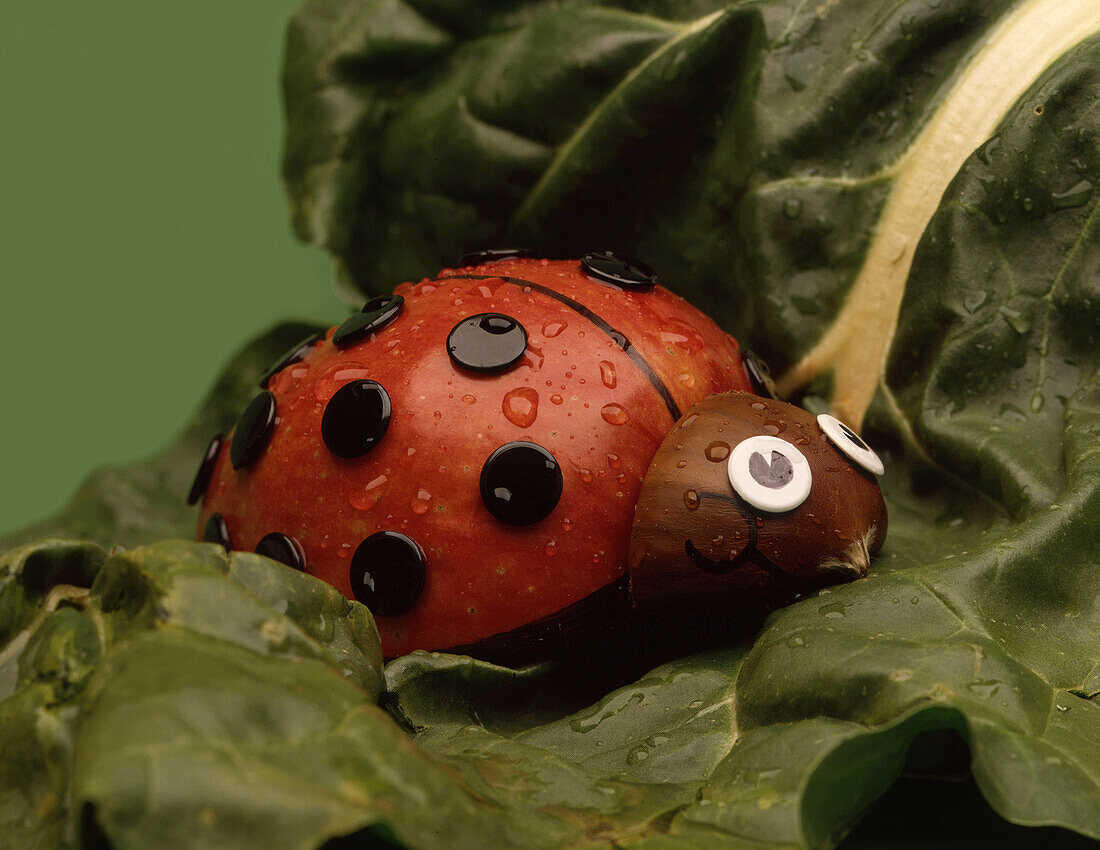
[629, 392, 887, 616]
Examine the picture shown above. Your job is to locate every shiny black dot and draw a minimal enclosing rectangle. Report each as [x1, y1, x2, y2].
[260, 334, 320, 389]
[743, 350, 779, 399]
[203, 513, 231, 550]
[230, 391, 277, 470]
[580, 251, 656, 291]
[254, 533, 307, 571]
[333, 295, 404, 349]
[447, 313, 528, 373]
[187, 433, 223, 505]
[458, 248, 533, 267]
[349, 531, 426, 616]
[321, 379, 392, 458]
[479, 441, 563, 526]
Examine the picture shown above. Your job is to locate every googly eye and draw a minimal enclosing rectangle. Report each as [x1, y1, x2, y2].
[817, 414, 884, 476]
[727, 436, 812, 512]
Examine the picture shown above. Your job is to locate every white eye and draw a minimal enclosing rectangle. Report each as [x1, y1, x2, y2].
[727, 436, 812, 512]
[817, 413, 884, 475]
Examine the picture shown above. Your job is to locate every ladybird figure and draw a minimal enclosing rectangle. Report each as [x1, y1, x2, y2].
[189, 253, 887, 660]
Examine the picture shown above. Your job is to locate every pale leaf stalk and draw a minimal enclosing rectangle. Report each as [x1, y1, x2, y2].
[777, 0, 1100, 429]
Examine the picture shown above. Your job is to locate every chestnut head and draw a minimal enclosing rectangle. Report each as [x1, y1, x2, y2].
[629, 392, 887, 615]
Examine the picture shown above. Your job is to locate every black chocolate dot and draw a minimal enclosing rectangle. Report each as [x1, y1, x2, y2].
[349, 531, 426, 616]
[187, 433, 223, 505]
[447, 312, 528, 373]
[260, 334, 320, 389]
[743, 350, 779, 399]
[203, 513, 231, 550]
[580, 251, 656, 291]
[479, 441, 563, 526]
[333, 295, 404, 349]
[254, 533, 307, 571]
[458, 248, 533, 267]
[230, 391, 277, 470]
[321, 379, 392, 458]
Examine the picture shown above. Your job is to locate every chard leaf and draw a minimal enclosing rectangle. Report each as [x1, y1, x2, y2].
[281, 0, 1100, 428]
[0, 540, 384, 849]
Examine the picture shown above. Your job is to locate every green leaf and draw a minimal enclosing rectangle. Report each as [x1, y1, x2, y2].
[282, 0, 1100, 429]
[0, 322, 326, 554]
[0, 540, 384, 848]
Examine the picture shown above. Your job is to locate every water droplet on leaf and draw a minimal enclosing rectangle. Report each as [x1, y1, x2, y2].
[1000, 307, 1030, 334]
[1051, 179, 1093, 210]
[963, 290, 989, 313]
[819, 602, 846, 619]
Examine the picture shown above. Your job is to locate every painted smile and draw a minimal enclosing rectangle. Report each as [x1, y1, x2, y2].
[684, 491, 787, 580]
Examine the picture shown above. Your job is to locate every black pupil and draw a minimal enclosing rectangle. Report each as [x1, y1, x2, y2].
[749, 451, 793, 489]
[349, 531, 426, 617]
[838, 421, 869, 451]
[321, 380, 391, 459]
[447, 312, 527, 373]
[480, 442, 563, 526]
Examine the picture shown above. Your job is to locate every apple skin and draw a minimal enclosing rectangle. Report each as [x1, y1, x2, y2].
[197, 257, 756, 658]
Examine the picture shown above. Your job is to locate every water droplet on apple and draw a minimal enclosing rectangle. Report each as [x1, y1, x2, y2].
[601, 403, 629, 425]
[502, 387, 539, 428]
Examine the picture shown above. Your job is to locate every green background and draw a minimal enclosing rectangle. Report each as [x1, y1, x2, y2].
[0, 0, 341, 536]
